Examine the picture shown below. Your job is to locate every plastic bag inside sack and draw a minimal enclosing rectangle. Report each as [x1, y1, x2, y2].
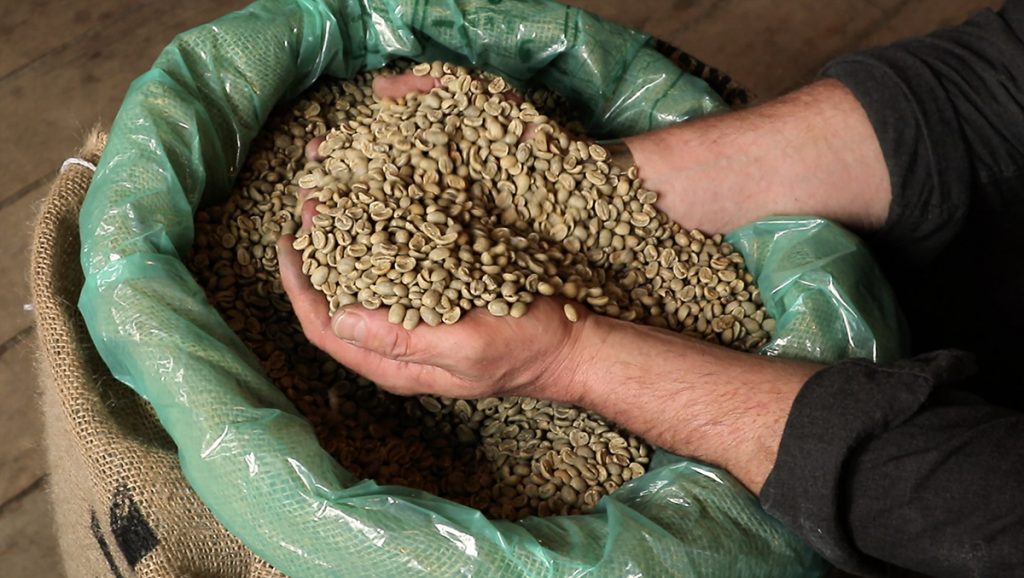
[75, 0, 849, 576]
[726, 218, 909, 365]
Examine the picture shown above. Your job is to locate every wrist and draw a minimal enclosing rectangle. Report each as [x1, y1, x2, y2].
[601, 139, 635, 173]
[526, 309, 618, 406]
[546, 315, 820, 494]
[561, 314, 661, 412]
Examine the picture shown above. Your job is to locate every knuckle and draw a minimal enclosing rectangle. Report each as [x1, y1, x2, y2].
[378, 325, 414, 361]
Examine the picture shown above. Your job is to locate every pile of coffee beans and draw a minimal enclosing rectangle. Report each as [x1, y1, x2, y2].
[187, 61, 773, 520]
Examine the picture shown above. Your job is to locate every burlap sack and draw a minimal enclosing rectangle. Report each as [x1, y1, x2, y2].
[31, 43, 751, 577]
[32, 130, 285, 578]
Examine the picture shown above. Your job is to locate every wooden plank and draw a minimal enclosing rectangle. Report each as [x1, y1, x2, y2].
[564, 0, 893, 97]
[0, 478, 65, 578]
[564, 0, 716, 36]
[568, 0, 999, 99]
[0, 182, 48, 346]
[0, 0, 250, 206]
[0, 182, 49, 515]
[643, 0, 896, 98]
[0, 0, 1006, 200]
[0, 337, 44, 508]
[767, 0, 1003, 96]
[848, 0, 1002, 51]
[0, 0, 142, 79]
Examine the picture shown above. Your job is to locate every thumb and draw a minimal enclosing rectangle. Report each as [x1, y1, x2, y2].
[331, 306, 423, 362]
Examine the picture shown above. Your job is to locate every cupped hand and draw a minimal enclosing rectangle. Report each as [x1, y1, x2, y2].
[277, 231, 589, 401]
[285, 66, 598, 401]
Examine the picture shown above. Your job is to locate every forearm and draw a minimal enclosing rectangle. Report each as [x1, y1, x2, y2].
[561, 315, 821, 494]
[624, 79, 891, 234]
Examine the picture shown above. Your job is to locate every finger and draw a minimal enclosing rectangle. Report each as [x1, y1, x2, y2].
[329, 302, 504, 368]
[330, 305, 449, 364]
[278, 236, 439, 385]
[280, 242, 409, 369]
[492, 87, 538, 144]
[280, 232, 484, 397]
[519, 122, 538, 144]
[305, 135, 325, 162]
[290, 189, 317, 237]
[299, 196, 319, 233]
[501, 88, 523, 106]
[319, 309, 505, 398]
[282, 229, 469, 368]
[324, 338, 459, 397]
[331, 297, 578, 374]
[373, 72, 440, 100]
[277, 234, 333, 345]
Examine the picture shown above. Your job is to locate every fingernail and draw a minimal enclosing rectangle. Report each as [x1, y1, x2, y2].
[332, 309, 366, 344]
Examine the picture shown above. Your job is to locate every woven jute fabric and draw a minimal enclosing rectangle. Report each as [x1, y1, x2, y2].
[31, 130, 285, 578]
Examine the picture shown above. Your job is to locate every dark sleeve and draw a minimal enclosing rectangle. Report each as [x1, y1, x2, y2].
[760, 354, 1024, 577]
[819, 1, 1024, 264]
[761, 4, 1024, 576]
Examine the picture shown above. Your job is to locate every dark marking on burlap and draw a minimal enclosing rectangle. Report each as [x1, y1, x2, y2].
[90, 510, 126, 578]
[109, 485, 158, 568]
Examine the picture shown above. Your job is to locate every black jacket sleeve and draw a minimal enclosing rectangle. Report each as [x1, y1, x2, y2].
[762, 355, 1024, 577]
[820, 1, 1024, 266]
[758, 3, 1024, 577]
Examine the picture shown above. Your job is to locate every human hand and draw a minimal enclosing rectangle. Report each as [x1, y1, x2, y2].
[283, 68, 594, 400]
[286, 64, 829, 497]
[277, 229, 589, 401]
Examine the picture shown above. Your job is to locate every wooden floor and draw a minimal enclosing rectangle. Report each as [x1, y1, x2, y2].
[0, 0, 1000, 576]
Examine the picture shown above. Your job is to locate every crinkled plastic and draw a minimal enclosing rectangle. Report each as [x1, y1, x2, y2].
[77, 0, 904, 576]
[726, 218, 909, 364]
